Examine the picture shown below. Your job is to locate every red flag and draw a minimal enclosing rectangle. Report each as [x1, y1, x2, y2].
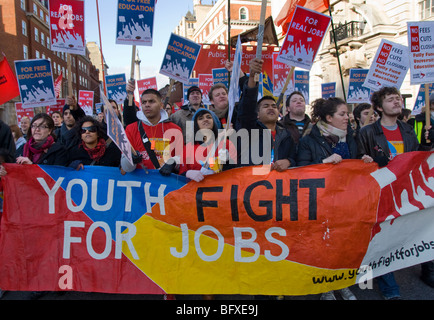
[275, 0, 330, 35]
[54, 71, 63, 98]
[0, 56, 20, 105]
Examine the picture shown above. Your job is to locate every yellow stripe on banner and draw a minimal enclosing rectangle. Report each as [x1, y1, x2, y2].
[122, 215, 358, 296]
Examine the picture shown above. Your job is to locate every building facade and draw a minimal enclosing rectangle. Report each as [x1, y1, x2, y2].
[0, 0, 102, 124]
[174, 0, 272, 45]
[176, 0, 434, 111]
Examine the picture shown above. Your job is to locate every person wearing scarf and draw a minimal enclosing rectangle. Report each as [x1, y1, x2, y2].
[296, 97, 373, 167]
[15, 113, 68, 166]
[67, 116, 121, 169]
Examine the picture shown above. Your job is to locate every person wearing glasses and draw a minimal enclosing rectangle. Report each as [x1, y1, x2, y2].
[67, 116, 121, 169]
[13, 113, 69, 166]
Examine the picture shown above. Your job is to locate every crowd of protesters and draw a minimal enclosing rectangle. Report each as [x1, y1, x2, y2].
[0, 57, 433, 300]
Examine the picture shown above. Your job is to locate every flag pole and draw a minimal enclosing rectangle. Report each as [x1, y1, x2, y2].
[327, 5, 346, 102]
[96, 0, 106, 96]
[424, 83, 431, 143]
[254, 0, 267, 82]
[128, 45, 136, 105]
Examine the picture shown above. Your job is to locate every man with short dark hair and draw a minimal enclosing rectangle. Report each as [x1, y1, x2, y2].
[170, 85, 203, 142]
[55, 96, 85, 147]
[120, 88, 183, 172]
[236, 58, 296, 171]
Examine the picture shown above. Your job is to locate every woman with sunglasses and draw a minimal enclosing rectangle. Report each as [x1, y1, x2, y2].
[14, 113, 69, 166]
[68, 116, 121, 169]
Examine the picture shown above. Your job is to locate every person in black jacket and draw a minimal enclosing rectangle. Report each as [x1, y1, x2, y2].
[68, 116, 121, 169]
[296, 97, 373, 167]
[16, 113, 69, 166]
[236, 58, 296, 170]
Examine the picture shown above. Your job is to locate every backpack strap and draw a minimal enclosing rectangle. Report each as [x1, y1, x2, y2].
[137, 120, 160, 169]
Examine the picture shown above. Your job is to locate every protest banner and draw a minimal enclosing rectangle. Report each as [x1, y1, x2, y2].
[0, 55, 20, 105]
[101, 92, 133, 166]
[212, 68, 229, 87]
[198, 74, 213, 105]
[321, 82, 336, 98]
[363, 39, 409, 91]
[0, 151, 433, 295]
[347, 69, 371, 104]
[160, 33, 201, 84]
[48, 0, 85, 55]
[412, 83, 434, 115]
[182, 78, 198, 104]
[294, 70, 309, 104]
[407, 21, 434, 85]
[193, 44, 276, 97]
[105, 73, 127, 104]
[54, 72, 63, 98]
[14, 102, 34, 123]
[276, 6, 331, 71]
[14, 59, 57, 109]
[116, 0, 155, 46]
[137, 77, 158, 97]
[272, 52, 294, 97]
[407, 21, 434, 143]
[78, 90, 94, 116]
[46, 99, 66, 114]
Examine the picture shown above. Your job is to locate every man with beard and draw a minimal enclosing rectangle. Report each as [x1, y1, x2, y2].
[357, 86, 421, 300]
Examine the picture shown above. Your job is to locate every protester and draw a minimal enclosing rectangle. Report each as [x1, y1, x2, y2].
[279, 91, 312, 145]
[398, 108, 412, 123]
[9, 124, 26, 157]
[169, 85, 203, 142]
[120, 88, 183, 173]
[407, 92, 434, 150]
[164, 103, 174, 117]
[296, 97, 371, 167]
[161, 108, 237, 181]
[15, 113, 69, 166]
[19, 116, 30, 139]
[51, 110, 63, 130]
[236, 58, 296, 171]
[208, 83, 237, 130]
[357, 86, 423, 299]
[0, 120, 15, 161]
[67, 116, 121, 169]
[352, 103, 376, 137]
[55, 96, 86, 147]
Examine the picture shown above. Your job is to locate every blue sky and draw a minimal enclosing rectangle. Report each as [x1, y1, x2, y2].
[84, 0, 210, 88]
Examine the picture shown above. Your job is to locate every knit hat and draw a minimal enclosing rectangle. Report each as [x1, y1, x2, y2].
[187, 86, 202, 100]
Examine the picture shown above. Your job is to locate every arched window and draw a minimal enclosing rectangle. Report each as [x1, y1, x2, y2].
[239, 7, 248, 20]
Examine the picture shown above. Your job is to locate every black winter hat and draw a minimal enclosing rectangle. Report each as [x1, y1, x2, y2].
[187, 86, 202, 100]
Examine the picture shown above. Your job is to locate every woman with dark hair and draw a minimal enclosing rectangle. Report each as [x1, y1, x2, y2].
[15, 113, 69, 166]
[160, 108, 237, 181]
[67, 116, 121, 169]
[297, 97, 373, 167]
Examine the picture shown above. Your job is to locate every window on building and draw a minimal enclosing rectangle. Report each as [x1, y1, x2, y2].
[239, 7, 248, 20]
[34, 27, 39, 42]
[22, 20, 27, 36]
[47, 36, 50, 49]
[36, 50, 40, 58]
[41, 33, 45, 47]
[20, 0, 26, 10]
[33, 4, 37, 14]
[23, 45, 28, 59]
[419, 0, 434, 19]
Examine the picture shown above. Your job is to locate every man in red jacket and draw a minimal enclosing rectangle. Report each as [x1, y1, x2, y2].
[120, 88, 183, 172]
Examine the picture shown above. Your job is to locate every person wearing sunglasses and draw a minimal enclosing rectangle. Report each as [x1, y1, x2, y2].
[67, 116, 121, 170]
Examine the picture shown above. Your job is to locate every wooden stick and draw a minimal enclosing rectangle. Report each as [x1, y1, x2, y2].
[67, 53, 73, 97]
[128, 45, 136, 105]
[254, 0, 267, 82]
[276, 66, 295, 109]
[425, 83, 431, 143]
